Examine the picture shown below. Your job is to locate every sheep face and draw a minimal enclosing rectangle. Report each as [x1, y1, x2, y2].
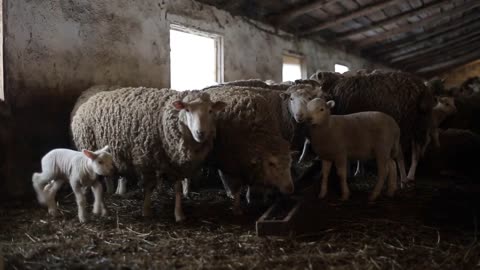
[173, 98, 227, 143]
[83, 146, 115, 176]
[306, 98, 335, 126]
[253, 153, 294, 195]
[435, 96, 456, 114]
[281, 88, 317, 123]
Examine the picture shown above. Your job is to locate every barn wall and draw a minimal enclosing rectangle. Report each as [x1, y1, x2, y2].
[3, 0, 390, 199]
[440, 60, 480, 88]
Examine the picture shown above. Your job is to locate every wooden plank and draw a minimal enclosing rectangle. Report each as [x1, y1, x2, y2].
[356, 2, 480, 48]
[335, 0, 451, 41]
[405, 44, 480, 71]
[300, 0, 402, 35]
[416, 50, 480, 74]
[256, 199, 303, 236]
[398, 36, 480, 68]
[270, 0, 338, 25]
[371, 13, 480, 56]
[388, 30, 480, 63]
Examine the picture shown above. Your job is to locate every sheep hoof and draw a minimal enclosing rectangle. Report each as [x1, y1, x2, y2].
[78, 216, 87, 223]
[101, 208, 108, 217]
[48, 208, 58, 217]
[175, 213, 186, 223]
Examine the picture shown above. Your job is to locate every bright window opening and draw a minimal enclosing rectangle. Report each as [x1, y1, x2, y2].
[283, 55, 303, 82]
[335, 64, 349, 74]
[170, 26, 222, 91]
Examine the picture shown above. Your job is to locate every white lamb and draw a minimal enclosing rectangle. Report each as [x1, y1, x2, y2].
[32, 146, 114, 223]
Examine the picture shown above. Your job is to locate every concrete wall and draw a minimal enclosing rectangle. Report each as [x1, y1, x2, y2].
[439, 60, 480, 88]
[3, 0, 390, 199]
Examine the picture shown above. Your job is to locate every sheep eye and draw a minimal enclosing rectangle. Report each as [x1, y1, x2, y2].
[320, 108, 324, 111]
[98, 161, 103, 165]
[186, 108, 190, 112]
[290, 98, 293, 101]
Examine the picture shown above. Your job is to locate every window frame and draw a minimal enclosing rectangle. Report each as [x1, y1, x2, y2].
[282, 51, 307, 81]
[169, 24, 224, 88]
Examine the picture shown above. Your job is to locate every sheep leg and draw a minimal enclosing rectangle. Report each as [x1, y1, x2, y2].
[115, 177, 128, 195]
[44, 180, 64, 217]
[142, 178, 156, 217]
[407, 143, 420, 182]
[182, 178, 190, 198]
[386, 160, 397, 197]
[71, 180, 87, 223]
[92, 180, 107, 216]
[336, 159, 350, 201]
[233, 189, 244, 215]
[104, 176, 114, 195]
[298, 139, 311, 164]
[174, 181, 186, 222]
[319, 160, 332, 199]
[354, 161, 364, 177]
[370, 158, 387, 202]
[396, 150, 408, 187]
[218, 170, 234, 199]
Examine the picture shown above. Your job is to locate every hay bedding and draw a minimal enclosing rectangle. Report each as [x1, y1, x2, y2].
[1, 181, 479, 270]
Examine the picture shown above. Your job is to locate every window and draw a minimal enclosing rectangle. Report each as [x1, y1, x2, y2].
[282, 54, 304, 82]
[170, 25, 223, 91]
[335, 64, 349, 74]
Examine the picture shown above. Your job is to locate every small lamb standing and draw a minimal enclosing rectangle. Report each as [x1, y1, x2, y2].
[32, 146, 114, 223]
[306, 98, 407, 201]
[407, 96, 457, 182]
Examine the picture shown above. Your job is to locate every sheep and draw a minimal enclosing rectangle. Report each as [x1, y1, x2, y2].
[203, 87, 294, 214]
[407, 97, 457, 182]
[441, 92, 480, 135]
[71, 87, 226, 221]
[306, 98, 407, 201]
[70, 85, 121, 194]
[32, 146, 114, 223]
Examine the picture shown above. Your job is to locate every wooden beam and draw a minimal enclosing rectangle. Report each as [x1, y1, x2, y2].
[335, 0, 451, 41]
[299, 0, 402, 35]
[371, 13, 480, 57]
[389, 30, 480, 63]
[403, 40, 480, 70]
[271, 0, 337, 25]
[356, 2, 480, 48]
[416, 50, 480, 74]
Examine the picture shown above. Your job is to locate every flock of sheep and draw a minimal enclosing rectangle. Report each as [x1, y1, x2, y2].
[22, 70, 476, 223]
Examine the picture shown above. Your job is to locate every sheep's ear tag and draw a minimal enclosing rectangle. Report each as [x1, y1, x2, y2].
[172, 101, 186, 110]
[83, 149, 97, 160]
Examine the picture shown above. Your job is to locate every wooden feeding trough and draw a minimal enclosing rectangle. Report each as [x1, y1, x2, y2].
[256, 198, 304, 236]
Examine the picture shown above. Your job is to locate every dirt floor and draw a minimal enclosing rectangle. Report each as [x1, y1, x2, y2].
[1, 177, 479, 270]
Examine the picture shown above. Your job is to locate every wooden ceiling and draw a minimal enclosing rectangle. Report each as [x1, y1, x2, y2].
[195, 0, 480, 77]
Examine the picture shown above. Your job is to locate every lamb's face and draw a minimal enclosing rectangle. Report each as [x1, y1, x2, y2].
[173, 98, 227, 143]
[83, 146, 115, 176]
[281, 88, 316, 123]
[306, 98, 334, 125]
[254, 153, 294, 195]
[435, 96, 456, 115]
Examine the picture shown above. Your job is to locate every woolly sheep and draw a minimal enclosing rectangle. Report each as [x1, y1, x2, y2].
[407, 96, 457, 182]
[203, 87, 294, 214]
[71, 87, 226, 222]
[32, 146, 114, 223]
[306, 98, 407, 201]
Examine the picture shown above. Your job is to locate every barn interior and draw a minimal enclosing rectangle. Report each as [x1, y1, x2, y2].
[1, 0, 480, 269]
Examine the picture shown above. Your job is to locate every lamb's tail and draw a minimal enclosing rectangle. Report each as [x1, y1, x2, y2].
[32, 173, 48, 205]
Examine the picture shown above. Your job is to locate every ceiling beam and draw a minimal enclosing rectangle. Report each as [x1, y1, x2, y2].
[388, 30, 480, 63]
[270, 0, 337, 25]
[334, 0, 450, 41]
[299, 0, 402, 35]
[402, 40, 480, 70]
[355, 2, 480, 48]
[417, 51, 480, 75]
[370, 13, 480, 57]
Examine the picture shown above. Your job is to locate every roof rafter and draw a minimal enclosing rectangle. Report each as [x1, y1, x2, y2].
[355, 2, 480, 48]
[388, 30, 480, 63]
[334, 0, 451, 41]
[417, 51, 480, 75]
[270, 0, 337, 25]
[299, 0, 402, 35]
[370, 12, 480, 57]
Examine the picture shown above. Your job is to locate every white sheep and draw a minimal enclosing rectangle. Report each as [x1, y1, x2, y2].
[32, 146, 114, 223]
[306, 98, 407, 201]
[407, 96, 457, 182]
